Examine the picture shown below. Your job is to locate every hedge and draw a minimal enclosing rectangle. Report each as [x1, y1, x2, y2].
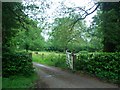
[2, 52, 34, 77]
[74, 52, 120, 84]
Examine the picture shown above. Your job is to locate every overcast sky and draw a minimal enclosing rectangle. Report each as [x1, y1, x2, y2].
[43, 0, 96, 25]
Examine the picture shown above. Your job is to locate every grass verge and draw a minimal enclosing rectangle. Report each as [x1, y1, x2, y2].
[0, 77, 2, 90]
[2, 72, 37, 89]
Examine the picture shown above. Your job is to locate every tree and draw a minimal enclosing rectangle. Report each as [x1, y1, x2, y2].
[2, 2, 22, 52]
[11, 19, 45, 51]
[49, 15, 87, 52]
[85, 11, 103, 51]
[2, 2, 45, 52]
[99, 2, 120, 52]
[2, 2, 32, 52]
[83, 2, 120, 52]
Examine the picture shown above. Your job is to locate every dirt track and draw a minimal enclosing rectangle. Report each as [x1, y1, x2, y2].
[33, 62, 118, 88]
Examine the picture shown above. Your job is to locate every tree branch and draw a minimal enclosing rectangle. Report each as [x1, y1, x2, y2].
[71, 3, 100, 29]
[66, 3, 100, 44]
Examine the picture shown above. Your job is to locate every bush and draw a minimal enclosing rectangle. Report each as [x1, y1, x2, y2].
[54, 54, 67, 68]
[2, 52, 34, 77]
[75, 52, 120, 83]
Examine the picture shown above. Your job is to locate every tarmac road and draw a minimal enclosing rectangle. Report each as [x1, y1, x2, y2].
[33, 62, 118, 88]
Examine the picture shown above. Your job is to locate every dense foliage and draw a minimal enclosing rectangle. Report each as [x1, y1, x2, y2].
[2, 2, 45, 52]
[11, 20, 45, 51]
[2, 52, 34, 77]
[75, 52, 120, 83]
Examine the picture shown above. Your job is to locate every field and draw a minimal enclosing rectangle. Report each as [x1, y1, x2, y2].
[32, 51, 67, 69]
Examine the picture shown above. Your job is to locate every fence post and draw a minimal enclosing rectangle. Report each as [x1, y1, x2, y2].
[66, 49, 68, 65]
[72, 51, 77, 70]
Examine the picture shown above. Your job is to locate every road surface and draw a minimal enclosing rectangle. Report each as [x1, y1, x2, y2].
[33, 62, 118, 88]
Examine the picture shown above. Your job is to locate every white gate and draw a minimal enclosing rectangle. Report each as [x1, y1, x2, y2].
[66, 50, 73, 70]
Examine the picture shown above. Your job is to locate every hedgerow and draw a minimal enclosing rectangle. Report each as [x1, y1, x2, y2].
[2, 52, 34, 77]
[75, 52, 120, 84]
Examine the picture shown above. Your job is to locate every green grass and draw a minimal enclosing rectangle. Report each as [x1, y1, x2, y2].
[32, 51, 64, 55]
[2, 73, 37, 89]
[32, 51, 67, 69]
[33, 54, 54, 65]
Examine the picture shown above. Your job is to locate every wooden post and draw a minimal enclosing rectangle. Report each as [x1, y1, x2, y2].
[42, 53, 44, 60]
[72, 51, 76, 70]
[29, 53, 32, 62]
[66, 49, 68, 66]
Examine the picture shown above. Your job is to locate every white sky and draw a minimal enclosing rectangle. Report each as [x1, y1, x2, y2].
[44, 0, 96, 25]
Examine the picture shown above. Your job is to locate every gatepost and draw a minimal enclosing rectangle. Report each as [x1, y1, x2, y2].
[72, 51, 76, 70]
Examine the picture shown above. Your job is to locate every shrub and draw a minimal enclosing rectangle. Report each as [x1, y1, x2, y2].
[2, 52, 34, 77]
[44, 53, 67, 68]
[54, 54, 67, 68]
[75, 52, 120, 83]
